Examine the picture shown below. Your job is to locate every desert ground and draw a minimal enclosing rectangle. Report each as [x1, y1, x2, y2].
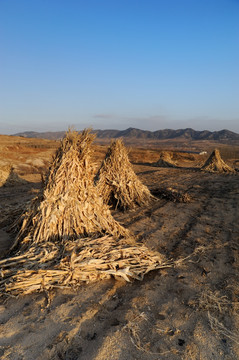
[0, 134, 239, 360]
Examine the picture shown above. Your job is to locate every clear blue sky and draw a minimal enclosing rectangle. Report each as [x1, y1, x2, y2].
[1, 0, 239, 134]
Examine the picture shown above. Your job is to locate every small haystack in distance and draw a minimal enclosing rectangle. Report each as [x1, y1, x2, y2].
[95, 139, 152, 210]
[154, 151, 177, 168]
[13, 129, 129, 250]
[0, 165, 27, 187]
[201, 149, 235, 173]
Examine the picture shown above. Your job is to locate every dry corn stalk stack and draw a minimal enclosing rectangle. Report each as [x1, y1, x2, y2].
[95, 139, 152, 210]
[154, 151, 177, 168]
[12, 128, 129, 251]
[201, 149, 235, 173]
[0, 165, 26, 187]
[0, 129, 168, 296]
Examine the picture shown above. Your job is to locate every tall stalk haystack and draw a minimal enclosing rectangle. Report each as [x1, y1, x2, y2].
[0, 165, 26, 187]
[0, 130, 169, 296]
[201, 149, 235, 173]
[13, 129, 128, 250]
[95, 139, 152, 210]
[154, 151, 177, 168]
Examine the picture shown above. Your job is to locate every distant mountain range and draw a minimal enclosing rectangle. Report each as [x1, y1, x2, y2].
[14, 127, 239, 142]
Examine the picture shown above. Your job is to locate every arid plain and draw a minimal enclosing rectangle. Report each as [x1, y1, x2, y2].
[0, 134, 239, 360]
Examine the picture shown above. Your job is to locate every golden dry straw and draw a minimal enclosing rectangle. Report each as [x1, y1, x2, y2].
[12, 129, 129, 251]
[201, 149, 235, 173]
[0, 235, 169, 296]
[154, 151, 177, 168]
[95, 139, 152, 210]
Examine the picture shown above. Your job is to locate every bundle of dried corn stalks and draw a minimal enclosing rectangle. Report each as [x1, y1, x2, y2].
[12, 129, 129, 251]
[0, 165, 27, 187]
[0, 130, 169, 296]
[0, 236, 169, 296]
[201, 149, 235, 173]
[95, 139, 152, 210]
[154, 151, 177, 168]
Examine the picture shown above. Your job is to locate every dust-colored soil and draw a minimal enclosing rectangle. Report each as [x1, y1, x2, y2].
[0, 136, 239, 359]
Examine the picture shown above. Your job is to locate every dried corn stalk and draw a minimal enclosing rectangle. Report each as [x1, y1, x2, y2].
[0, 235, 169, 296]
[95, 139, 152, 210]
[154, 151, 177, 168]
[0, 130, 170, 297]
[12, 129, 129, 250]
[201, 149, 235, 173]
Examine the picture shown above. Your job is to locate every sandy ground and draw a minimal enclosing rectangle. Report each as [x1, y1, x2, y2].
[0, 138, 238, 360]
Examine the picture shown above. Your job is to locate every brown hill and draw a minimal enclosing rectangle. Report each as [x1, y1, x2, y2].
[14, 127, 239, 142]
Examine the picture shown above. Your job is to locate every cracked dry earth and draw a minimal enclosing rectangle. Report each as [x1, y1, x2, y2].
[0, 165, 238, 360]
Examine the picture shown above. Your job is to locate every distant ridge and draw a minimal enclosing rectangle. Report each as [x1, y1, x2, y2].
[13, 131, 66, 140]
[13, 127, 239, 142]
